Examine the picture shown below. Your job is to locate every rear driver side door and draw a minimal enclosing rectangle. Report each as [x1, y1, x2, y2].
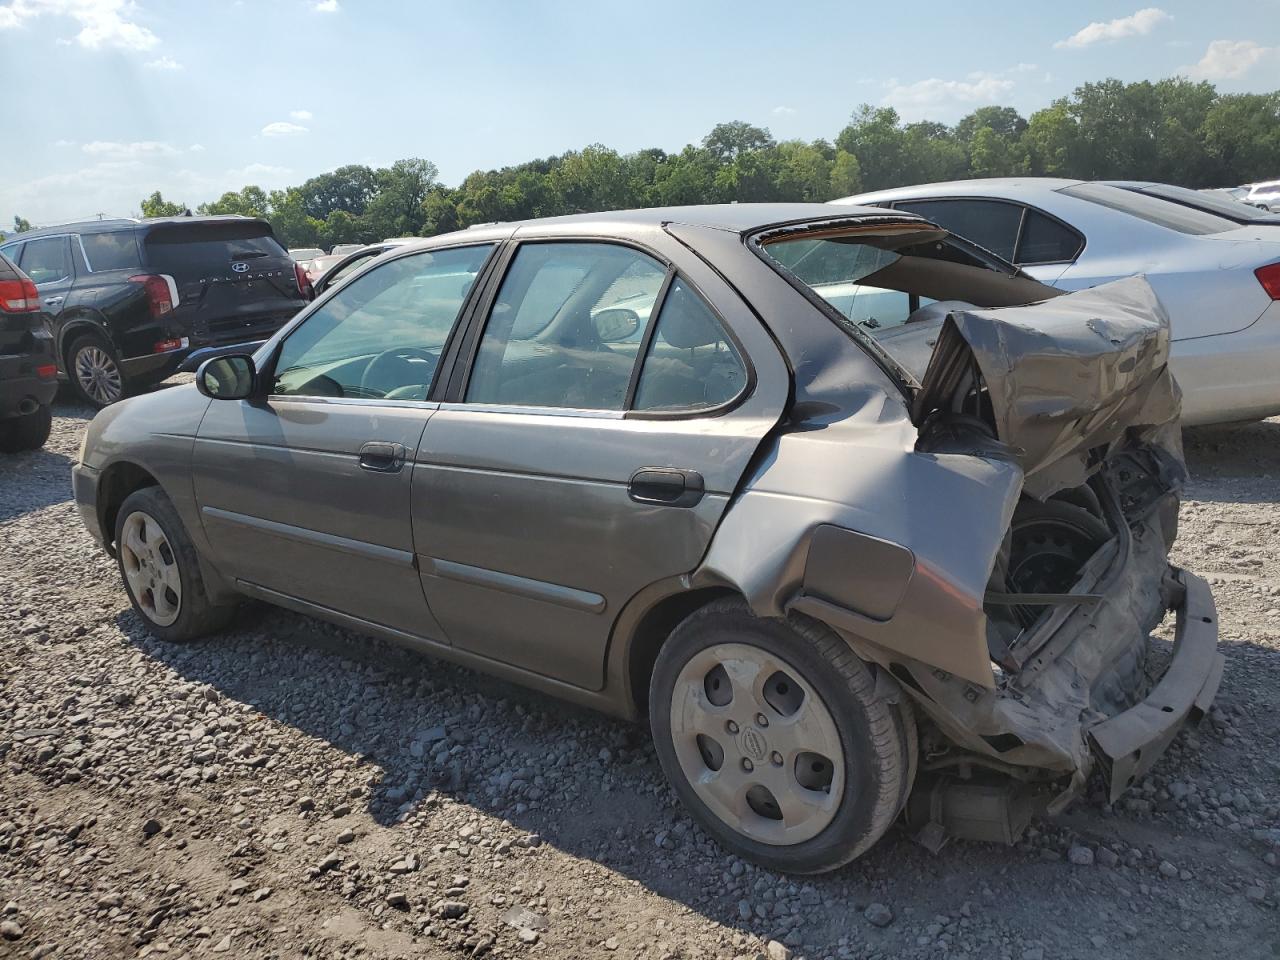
[411, 232, 789, 690]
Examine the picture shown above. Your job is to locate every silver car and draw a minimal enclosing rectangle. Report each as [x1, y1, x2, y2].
[834, 178, 1280, 425]
[74, 204, 1221, 873]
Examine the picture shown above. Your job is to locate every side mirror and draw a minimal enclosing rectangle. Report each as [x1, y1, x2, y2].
[592, 307, 640, 343]
[196, 354, 257, 400]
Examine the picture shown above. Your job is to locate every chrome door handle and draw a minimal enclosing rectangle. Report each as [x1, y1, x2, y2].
[358, 441, 406, 473]
[43, 296, 64, 307]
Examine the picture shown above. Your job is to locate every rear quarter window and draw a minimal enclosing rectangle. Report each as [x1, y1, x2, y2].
[80, 231, 142, 272]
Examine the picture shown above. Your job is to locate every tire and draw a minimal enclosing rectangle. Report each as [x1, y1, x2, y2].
[113, 486, 236, 642]
[650, 598, 914, 874]
[0, 405, 52, 452]
[67, 333, 129, 407]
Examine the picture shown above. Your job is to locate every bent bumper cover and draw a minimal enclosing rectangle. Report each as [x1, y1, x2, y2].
[1087, 570, 1223, 803]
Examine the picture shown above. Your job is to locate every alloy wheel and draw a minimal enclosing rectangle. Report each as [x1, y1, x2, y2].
[74, 344, 123, 405]
[119, 510, 182, 626]
[669, 642, 844, 845]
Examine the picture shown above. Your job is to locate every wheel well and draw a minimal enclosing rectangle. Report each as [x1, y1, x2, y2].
[60, 322, 111, 369]
[626, 586, 736, 717]
[98, 462, 159, 553]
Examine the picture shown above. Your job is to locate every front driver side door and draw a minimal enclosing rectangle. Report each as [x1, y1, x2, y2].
[192, 243, 497, 639]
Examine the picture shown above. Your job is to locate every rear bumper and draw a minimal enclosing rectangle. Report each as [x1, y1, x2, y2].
[0, 367, 58, 419]
[1087, 569, 1223, 802]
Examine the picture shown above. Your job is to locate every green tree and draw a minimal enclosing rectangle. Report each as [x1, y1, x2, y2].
[835, 106, 910, 191]
[702, 121, 775, 162]
[266, 189, 321, 247]
[13, 216, 32, 234]
[362, 158, 441, 238]
[298, 164, 379, 220]
[1203, 92, 1280, 184]
[828, 150, 863, 196]
[197, 185, 269, 218]
[140, 191, 187, 218]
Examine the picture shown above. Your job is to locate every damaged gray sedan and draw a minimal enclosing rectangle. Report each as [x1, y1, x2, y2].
[73, 203, 1222, 873]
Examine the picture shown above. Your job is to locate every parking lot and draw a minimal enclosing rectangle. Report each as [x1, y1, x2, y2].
[0, 386, 1274, 959]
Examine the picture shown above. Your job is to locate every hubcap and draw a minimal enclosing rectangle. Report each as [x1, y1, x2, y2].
[120, 511, 182, 626]
[74, 345, 122, 404]
[670, 643, 844, 845]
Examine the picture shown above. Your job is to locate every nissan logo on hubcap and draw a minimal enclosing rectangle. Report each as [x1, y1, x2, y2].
[739, 727, 768, 762]
[231, 262, 249, 273]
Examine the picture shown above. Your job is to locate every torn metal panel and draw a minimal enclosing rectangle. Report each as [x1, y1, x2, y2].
[914, 276, 1182, 499]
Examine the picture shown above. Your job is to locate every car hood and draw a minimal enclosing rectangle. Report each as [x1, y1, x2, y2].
[913, 276, 1181, 499]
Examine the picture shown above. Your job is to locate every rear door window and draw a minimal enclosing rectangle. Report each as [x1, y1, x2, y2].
[81, 231, 142, 272]
[465, 242, 667, 411]
[893, 199, 1022, 261]
[19, 236, 72, 285]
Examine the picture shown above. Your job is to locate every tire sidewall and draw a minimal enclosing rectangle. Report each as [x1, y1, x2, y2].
[0, 405, 52, 452]
[650, 602, 897, 874]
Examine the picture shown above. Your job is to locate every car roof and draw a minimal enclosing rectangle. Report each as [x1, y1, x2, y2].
[833, 178, 1086, 206]
[10, 214, 268, 242]
[417, 203, 930, 248]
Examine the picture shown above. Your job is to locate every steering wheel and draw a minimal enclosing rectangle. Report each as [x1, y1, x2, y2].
[359, 346, 439, 400]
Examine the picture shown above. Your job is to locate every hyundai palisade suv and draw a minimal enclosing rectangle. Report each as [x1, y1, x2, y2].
[0, 250, 58, 451]
[0, 217, 312, 406]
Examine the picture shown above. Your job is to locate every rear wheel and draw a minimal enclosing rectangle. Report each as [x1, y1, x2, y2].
[0, 405, 52, 452]
[650, 598, 914, 873]
[114, 486, 236, 642]
[68, 333, 128, 407]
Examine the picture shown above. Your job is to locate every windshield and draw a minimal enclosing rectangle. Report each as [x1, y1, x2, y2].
[1059, 183, 1238, 234]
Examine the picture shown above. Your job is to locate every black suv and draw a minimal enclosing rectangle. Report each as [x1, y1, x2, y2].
[0, 250, 58, 451]
[0, 216, 311, 406]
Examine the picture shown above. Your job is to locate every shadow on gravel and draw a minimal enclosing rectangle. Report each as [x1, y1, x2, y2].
[111, 595, 1279, 951]
[1184, 420, 1280, 504]
[0, 447, 76, 521]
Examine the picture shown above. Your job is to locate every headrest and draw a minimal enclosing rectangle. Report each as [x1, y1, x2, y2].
[662, 301, 723, 348]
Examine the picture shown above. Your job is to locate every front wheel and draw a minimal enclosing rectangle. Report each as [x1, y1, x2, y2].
[114, 486, 236, 642]
[0, 405, 52, 452]
[650, 599, 915, 874]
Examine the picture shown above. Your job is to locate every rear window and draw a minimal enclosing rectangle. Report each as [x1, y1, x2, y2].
[1128, 184, 1280, 224]
[81, 231, 142, 271]
[1058, 183, 1237, 235]
[143, 222, 287, 274]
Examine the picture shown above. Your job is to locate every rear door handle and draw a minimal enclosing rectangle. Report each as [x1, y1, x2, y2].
[628, 467, 704, 507]
[358, 441, 406, 473]
[43, 296, 64, 307]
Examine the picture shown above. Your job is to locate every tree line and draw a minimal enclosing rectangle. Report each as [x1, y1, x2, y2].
[9, 77, 1280, 248]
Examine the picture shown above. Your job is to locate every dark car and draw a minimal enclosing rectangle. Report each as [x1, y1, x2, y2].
[0, 250, 58, 451]
[0, 216, 312, 406]
[73, 204, 1220, 873]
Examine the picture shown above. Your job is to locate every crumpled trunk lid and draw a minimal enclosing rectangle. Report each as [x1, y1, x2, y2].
[913, 276, 1182, 499]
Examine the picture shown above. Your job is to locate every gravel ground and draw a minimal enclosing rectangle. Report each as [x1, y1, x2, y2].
[1, 388, 1278, 960]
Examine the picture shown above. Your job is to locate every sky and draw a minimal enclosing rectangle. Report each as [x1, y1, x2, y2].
[1, 0, 1279, 227]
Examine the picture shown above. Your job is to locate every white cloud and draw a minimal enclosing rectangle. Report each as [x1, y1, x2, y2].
[289, 109, 312, 121]
[188, 144, 204, 152]
[1181, 39, 1276, 80]
[883, 73, 1016, 119]
[227, 163, 293, 180]
[81, 140, 179, 158]
[145, 54, 180, 69]
[0, 0, 160, 51]
[771, 106, 796, 116]
[53, 138, 76, 147]
[260, 121, 308, 137]
[311, 0, 338, 11]
[1054, 8, 1169, 49]
[1012, 62, 1038, 73]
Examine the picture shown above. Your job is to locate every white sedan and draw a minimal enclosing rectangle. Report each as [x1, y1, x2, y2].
[833, 178, 1280, 425]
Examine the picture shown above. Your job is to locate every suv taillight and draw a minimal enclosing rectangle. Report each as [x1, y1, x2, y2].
[128, 274, 175, 318]
[1256, 263, 1280, 300]
[294, 262, 314, 300]
[0, 277, 40, 312]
